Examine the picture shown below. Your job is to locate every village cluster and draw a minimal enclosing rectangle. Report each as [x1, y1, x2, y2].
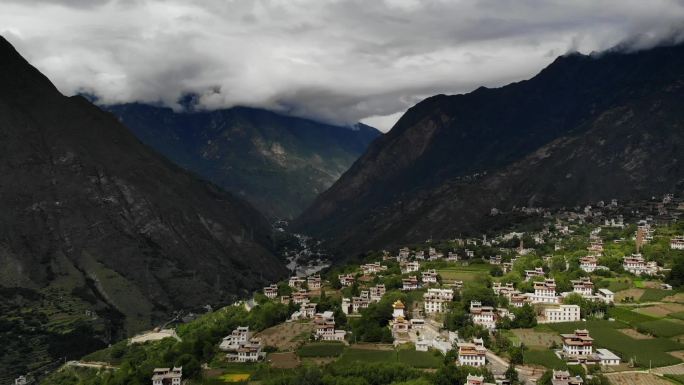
[84, 195, 684, 385]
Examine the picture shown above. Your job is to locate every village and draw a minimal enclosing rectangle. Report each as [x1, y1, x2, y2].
[38, 194, 684, 385]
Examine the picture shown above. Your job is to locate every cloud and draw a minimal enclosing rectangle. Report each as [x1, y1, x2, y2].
[2, 0, 684, 132]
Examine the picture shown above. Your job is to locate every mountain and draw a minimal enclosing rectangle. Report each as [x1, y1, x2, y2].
[101, 103, 381, 219]
[295, 43, 684, 255]
[0, 35, 288, 351]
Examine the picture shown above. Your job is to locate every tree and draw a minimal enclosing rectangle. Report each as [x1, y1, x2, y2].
[667, 256, 684, 288]
[505, 365, 521, 385]
[508, 346, 524, 365]
[512, 304, 537, 328]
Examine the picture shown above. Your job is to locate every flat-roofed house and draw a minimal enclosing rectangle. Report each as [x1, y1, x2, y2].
[151, 367, 182, 385]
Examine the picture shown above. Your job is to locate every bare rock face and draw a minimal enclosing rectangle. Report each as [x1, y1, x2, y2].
[295, 44, 684, 256]
[0, 36, 288, 334]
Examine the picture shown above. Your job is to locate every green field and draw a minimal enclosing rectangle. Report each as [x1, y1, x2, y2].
[601, 278, 632, 293]
[297, 342, 346, 357]
[397, 349, 442, 368]
[437, 265, 489, 281]
[334, 347, 442, 368]
[335, 348, 397, 365]
[669, 312, 684, 321]
[640, 289, 674, 302]
[637, 320, 684, 338]
[547, 320, 684, 367]
[608, 307, 658, 326]
[524, 348, 567, 369]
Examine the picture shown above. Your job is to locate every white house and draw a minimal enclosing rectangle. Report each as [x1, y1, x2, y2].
[551, 370, 584, 385]
[596, 348, 620, 366]
[470, 301, 497, 330]
[307, 275, 322, 289]
[421, 269, 439, 284]
[220, 326, 251, 351]
[424, 293, 447, 313]
[540, 305, 580, 323]
[369, 284, 386, 302]
[530, 279, 559, 304]
[561, 329, 593, 358]
[402, 276, 419, 290]
[152, 367, 182, 385]
[579, 256, 597, 273]
[401, 261, 420, 273]
[671, 236, 684, 250]
[338, 274, 355, 287]
[289, 276, 306, 288]
[524, 267, 545, 281]
[466, 374, 495, 385]
[596, 288, 614, 304]
[314, 311, 346, 341]
[571, 277, 594, 297]
[457, 338, 487, 367]
[361, 263, 387, 275]
[263, 284, 278, 299]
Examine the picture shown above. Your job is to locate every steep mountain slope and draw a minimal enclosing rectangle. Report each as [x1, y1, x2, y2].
[295, 44, 684, 255]
[102, 103, 380, 219]
[0, 36, 287, 337]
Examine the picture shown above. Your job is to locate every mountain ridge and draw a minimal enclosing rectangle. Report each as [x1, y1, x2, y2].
[0, 35, 287, 336]
[295, 43, 684, 255]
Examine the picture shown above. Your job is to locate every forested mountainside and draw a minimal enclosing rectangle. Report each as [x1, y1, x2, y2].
[103, 103, 380, 219]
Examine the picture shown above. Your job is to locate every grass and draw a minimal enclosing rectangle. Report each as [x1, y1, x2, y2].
[437, 265, 489, 281]
[547, 320, 684, 367]
[397, 349, 442, 368]
[668, 312, 684, 321]
[637, 319, 684, 338]
[640, 289, 674, 302]
[297, 342, 346, 357]
[602, 278, 632, 293]
[523, 348, 567, 369]
[608, 307, 658, 326]
[219, 373, 251, 382]
[335, 348, 397, 366]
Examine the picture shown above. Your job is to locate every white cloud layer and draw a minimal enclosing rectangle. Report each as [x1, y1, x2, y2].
[2, 0, 684, 131]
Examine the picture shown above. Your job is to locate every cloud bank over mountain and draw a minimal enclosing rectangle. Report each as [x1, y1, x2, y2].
[2, 0, 684, 131]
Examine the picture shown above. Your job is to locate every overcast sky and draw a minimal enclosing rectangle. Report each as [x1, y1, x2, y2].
[2, 0, 684, 131]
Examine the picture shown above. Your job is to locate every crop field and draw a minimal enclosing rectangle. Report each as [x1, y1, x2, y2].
[607, 372, 674, 385]
[256, 321, 314, 351]
[601, 278, 632, 293]
[511, 328, 561, 348]
[335, 348, 397, 365]
[397, 349, 442, 368]
[437, 265, 489, 281]
[297, 342, 346, 357]
[608, 307, 658, 325]
[641, 289, 675, 302]
[268, 352, 300, 369]
[547, 320, 684, 367]
[669, 312, 684, 321]
[637, 320, 684, 338]
[523, 348, 566, 369]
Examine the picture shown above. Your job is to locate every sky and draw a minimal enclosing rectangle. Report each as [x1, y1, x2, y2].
[2, 0, 684, 132]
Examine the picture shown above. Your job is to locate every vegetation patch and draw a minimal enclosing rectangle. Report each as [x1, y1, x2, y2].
[335, 348, 397, 366]
[397, 349, 442, 368]
[297, 342, 346, 357]
[548, 320, 684, 367]
[608, 307, 658, 325]
[637, 320, 684, 338]
[641, 289, 676, 302]
[219, 373, 251, 382]
[523, 348, 567, 369]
